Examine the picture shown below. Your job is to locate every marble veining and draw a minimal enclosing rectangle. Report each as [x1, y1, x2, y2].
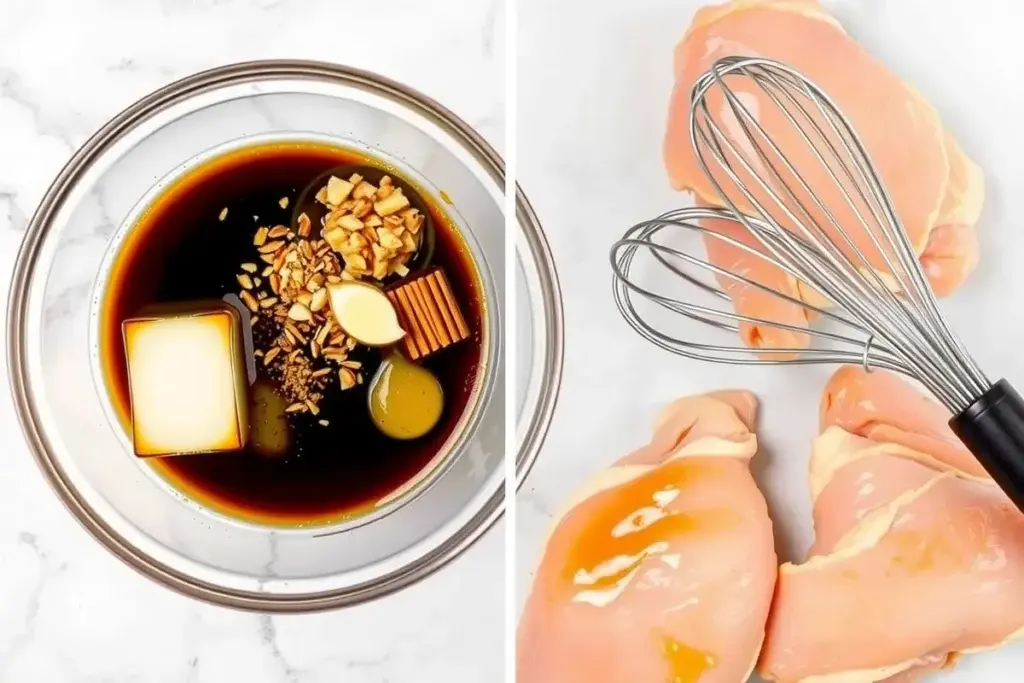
[0, 0, 504, 680]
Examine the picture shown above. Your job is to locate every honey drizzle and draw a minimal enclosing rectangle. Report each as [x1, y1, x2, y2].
[662, 636, 717, 683]
[562, 459, 739, 601]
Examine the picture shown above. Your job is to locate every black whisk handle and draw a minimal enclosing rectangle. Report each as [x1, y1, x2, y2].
[950, 379, 1024, 510]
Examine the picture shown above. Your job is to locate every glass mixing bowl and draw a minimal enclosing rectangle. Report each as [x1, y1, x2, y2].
[7, 60, 562, 611]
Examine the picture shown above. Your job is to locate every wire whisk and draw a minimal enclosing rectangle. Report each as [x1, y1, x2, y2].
[613, 207, 908, 371]
[611, 56, 1024, 508]
[613, 57, 986, 413]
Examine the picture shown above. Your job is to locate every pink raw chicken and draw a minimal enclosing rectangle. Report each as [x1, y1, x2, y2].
[821, 365, 988, 479]
[759, 371, 1024, 683]
[517, 392, 776, 683]
[664, 0, 984, 350]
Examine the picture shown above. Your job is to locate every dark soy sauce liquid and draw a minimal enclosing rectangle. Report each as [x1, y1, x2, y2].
[100, 142, 485, 526]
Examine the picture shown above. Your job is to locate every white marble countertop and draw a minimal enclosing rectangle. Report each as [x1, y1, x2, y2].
[0, 1, 503, 681]
[518, 0, 1024, 680]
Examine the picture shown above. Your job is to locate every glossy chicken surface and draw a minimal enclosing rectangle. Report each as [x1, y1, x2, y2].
[664, 0, 984, 350]
[760, 369, 1024, 683]
[821, 366, 989, 479]
[517, 392, 776, 683]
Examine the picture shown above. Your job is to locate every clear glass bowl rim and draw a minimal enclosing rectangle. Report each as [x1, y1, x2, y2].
[8, 59, 565, 611]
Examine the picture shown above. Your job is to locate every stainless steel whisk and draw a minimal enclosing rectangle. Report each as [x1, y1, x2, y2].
[611, 57, 1024, 508]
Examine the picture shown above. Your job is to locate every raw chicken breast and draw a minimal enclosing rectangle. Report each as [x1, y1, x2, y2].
[698, 198, 814, 351]
[805, 428, 961, 557]
[517, 392, 776, 683]
[821, 365, 987, 479]
[664, 0, 983, 350]
[759, 377, 1024, 683]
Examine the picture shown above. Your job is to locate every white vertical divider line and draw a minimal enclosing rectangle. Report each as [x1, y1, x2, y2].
[502, 0, 518, 680]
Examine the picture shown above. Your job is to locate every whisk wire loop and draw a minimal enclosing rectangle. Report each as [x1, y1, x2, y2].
[693, 60, 963, 394]
[610, 206, 960, 408]
[612, 56, 990, 413]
